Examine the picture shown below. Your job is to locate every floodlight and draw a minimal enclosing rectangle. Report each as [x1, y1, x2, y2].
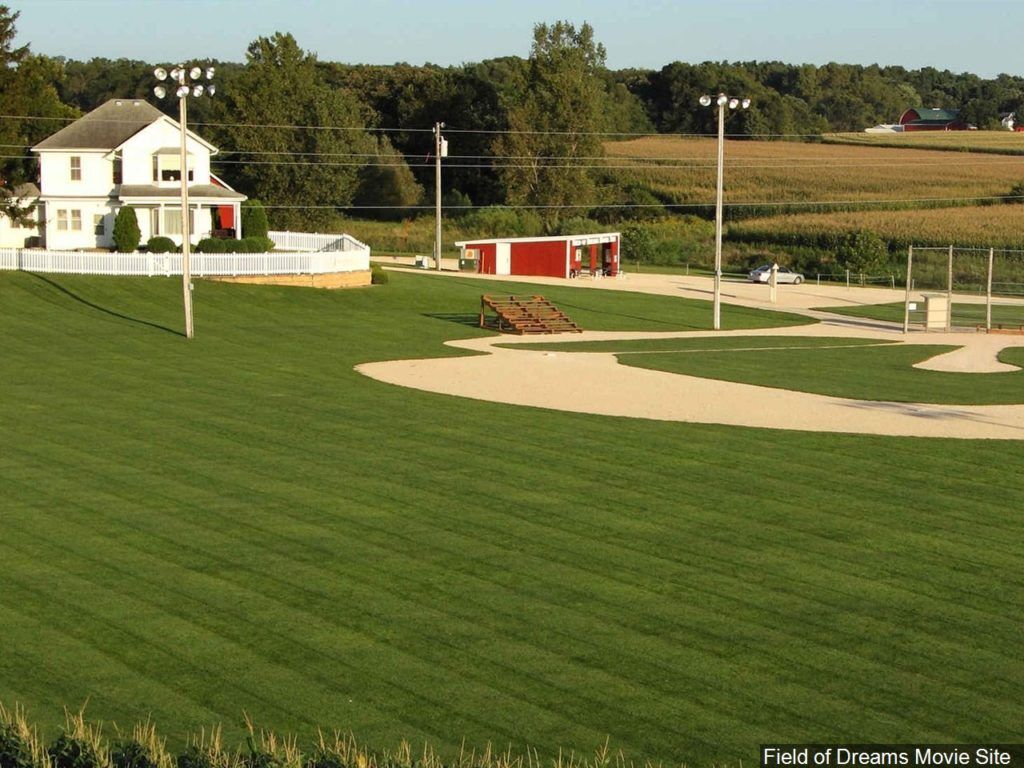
[153, 85, 167, 99]
[716, 94, 728, 106]
[189, 66, 202, 80]
[176, 85, 189, 98]
[205, 67, 215, 79]
[729, 98, 739, 109]
[741, 98, 751, 109]
[154, 67, 167, 81]
[206, 84, 216, 96]
[192, 84, 204, 97]
[170, 67, 183, 82]
[699, 95, 712, 107]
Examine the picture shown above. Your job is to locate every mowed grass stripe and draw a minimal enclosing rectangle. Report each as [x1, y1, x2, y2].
[0, 479, 734, 755]
[9, 393, 1024, 724]
[6, 434, 1015, 741]
[3, 272, 1024, 760]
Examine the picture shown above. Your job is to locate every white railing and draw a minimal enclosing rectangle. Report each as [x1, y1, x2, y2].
[268, 231, 370, 253]
[0, 248, 369, 276]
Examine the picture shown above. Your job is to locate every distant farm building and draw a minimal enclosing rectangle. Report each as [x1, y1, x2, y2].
[456, 233, 621, 278]
[898, 108, 972, 131]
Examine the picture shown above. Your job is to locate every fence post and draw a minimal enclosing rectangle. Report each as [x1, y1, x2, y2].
[890, 274, 895, 290]
[946, 244, 953, 332]
[846, 268, 850, 289]
[816, 273, 819, 286]
[986, 246, 994, 332]
[903, 245, 913, 335]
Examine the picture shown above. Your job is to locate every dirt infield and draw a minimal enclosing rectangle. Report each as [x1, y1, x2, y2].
[358, 271, 1024, 439]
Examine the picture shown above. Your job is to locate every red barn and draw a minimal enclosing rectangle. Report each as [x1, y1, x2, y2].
[898, 108, 972, 131]
[455, 232, 621, 279]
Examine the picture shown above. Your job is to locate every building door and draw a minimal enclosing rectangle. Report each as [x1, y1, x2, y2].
[496, 242, 511, 275]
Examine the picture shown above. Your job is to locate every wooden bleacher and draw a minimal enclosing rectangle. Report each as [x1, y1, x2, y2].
[479, 294, 582, 334]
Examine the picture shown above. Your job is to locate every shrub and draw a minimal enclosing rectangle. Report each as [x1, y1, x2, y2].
[1006, 181, 1024, 204]
[554, 216, 603, 236]
[145, 237, 175, 254]
[461, 207, 543, 238]
[112, 207, 141, 253]
[621, 225, 656, 266]
[836, 229, 890, 274]
[370, 264, 388, 285]
[240, 200, 269, 239]
[194, 238, 227, 254]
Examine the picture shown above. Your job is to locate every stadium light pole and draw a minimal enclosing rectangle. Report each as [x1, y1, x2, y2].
[434, 122, 447, 271]
[699, 93, 750, 330]
[154, 65, 216, 339]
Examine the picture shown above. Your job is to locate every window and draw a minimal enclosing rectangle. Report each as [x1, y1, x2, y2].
[153, 151, 195, 183]
[113, 153, 122, 185]
[55, 209, 81, 231]
[162, 208, 195, 236]
[70, 156, 81, 181]
[164, 208, 182, 236]
[151, 208, 160, 235]
[94, 214, 105, 236]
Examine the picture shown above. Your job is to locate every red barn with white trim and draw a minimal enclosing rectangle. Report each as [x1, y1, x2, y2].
[455, 233, 621, 279]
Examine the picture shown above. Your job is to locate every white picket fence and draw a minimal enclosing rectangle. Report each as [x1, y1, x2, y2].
[268, 231, 369, 253]
[0, 232, 370, 277]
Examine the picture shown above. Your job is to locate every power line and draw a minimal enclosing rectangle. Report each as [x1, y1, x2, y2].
[256, 193, 1024, 210]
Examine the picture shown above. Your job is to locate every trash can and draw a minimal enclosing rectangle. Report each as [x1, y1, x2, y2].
[922, 293, 949, 330]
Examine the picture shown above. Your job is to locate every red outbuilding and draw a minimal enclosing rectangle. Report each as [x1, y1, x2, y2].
[898, 108, 972, 131]
[455, 232, 621, 279]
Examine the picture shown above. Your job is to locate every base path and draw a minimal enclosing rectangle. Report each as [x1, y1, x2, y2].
[360, 271, 1024, 439]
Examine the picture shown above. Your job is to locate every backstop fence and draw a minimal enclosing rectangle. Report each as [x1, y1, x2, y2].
[903, 245, 1024, 333]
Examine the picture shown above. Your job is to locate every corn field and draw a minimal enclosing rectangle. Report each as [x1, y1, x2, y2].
[0, 704, 685, 768]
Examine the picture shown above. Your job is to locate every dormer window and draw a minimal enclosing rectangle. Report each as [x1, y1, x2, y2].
[152, 148, 194, 184]
[70, 156, 81, 181]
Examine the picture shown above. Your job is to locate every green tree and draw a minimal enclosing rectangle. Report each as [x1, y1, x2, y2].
[621, 224, 656, 266]
[351, 136, 423, 220]
[240, 199, 270, 238]
[0, 6, 78, 222]
[494, 21, 609, 229]
[112, 206, 141, 252]
[212, 32, 374, 230]
[837, 230, 888, 275]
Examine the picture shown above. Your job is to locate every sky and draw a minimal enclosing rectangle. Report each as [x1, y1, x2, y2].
[8, 0, 1024, 78]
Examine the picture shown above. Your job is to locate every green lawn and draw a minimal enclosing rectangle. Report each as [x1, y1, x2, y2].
[817, 300, 1024, 328]
[2, 271, 1023, 765]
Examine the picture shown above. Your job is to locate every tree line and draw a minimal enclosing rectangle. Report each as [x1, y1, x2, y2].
[4, 3, 1024, 231]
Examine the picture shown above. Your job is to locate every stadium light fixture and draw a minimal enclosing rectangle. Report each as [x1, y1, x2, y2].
[699, 92, 752, 330]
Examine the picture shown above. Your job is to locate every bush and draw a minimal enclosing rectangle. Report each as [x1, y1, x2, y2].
[240, 200, 269, 239]
[194, 238, 227, 254]
[621, 225, 656, 266]
[554, 216, 603, 236]
[145, 237, 175, 254]
[836, 229, 890, 274]
[112, 207, 141, 253]
[461, 207, 543, 238]
[370, 264, 389, 285]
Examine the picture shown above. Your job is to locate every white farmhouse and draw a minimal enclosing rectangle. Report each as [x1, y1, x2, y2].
[31, 98, 245, 250]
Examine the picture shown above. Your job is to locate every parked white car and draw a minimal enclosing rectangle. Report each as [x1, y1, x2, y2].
[748, 264, 804, 285]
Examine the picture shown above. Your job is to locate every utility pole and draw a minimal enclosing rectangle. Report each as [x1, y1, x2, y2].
[434, 122, 446, 271]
